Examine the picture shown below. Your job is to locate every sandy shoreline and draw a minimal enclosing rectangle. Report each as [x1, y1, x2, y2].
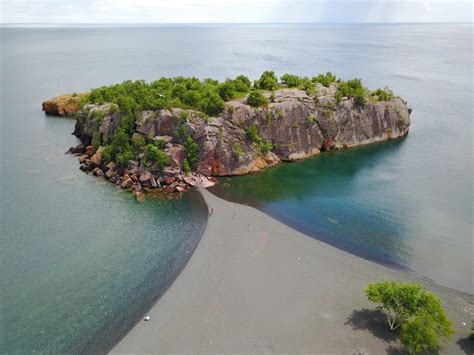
[113, 187, 473, 354]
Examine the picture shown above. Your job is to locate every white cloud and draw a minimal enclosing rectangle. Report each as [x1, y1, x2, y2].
[1, 0, 472, 24]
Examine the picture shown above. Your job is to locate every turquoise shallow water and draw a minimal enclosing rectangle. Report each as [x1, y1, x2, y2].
[0, 24, 472, 352]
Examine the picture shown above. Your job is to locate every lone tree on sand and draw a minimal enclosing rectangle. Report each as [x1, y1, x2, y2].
[365, 280, 453, 354]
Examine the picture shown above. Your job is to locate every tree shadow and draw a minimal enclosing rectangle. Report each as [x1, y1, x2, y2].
[456, 336, 474, 355]
[345, 308, 399, 343]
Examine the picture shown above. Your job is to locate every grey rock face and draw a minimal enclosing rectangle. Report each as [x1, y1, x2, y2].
[73, 87, 410, 177]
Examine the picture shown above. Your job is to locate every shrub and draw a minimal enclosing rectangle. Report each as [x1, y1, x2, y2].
[116, 150, 133, 168]
[218, 80, 236, 101]
[280, 74, 302, 87]
[132, 136, 146, 154]
[247, 90, 269, 107]
[234, 75, 252, 92]
[300, 77, 315, 96]
[255, 70, 279, 91]
[120, 114, 135, 137]
[259, 140, 273, 155]
[372, 87, 394, 101]
[144, 144, 169, 168]
[105, 128, 133, 168]
[307, 114, 316, 123]
[182, 158, 191, 175]
[365, 281, 453, 354]
[232, 143, 243, 159]
[177, 126, 200, 170]
[200, 90, 225, 116]
[102, 145, 113, 163]
[183, 135, 200, 170]
[91, 132, 102, 152]
[245, 125, 261, 143]
[312, 72, 337, 87]
[335, 78, 367, 106]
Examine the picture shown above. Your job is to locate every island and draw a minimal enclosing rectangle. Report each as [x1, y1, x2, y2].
[42, 71, 411, 198]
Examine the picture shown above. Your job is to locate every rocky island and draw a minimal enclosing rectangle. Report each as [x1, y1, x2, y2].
[43, 71, 411, 198]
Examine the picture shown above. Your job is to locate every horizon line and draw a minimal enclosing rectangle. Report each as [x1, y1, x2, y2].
[2, 21, 473, 27]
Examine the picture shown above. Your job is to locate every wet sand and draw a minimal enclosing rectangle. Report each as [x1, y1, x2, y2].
[113, 187, 473, 354]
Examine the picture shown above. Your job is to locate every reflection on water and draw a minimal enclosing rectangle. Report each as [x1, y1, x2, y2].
[211, 139, 412, 268]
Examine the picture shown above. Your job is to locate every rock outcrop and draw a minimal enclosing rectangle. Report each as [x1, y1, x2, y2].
[73, 84, 410, 175]
[47, 83, 411, 196]
[42, 93, 87, 117]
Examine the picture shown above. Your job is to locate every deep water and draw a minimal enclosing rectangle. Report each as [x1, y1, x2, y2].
[1, 24, 472, 352]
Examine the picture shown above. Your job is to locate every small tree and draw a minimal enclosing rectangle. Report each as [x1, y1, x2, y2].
[144, 144, 169, 169]
[280, 73, 302, 87]
[365, 281, 453, 353]
[200, 90, 225, 116]
[247, 90, 269, 107]
[255, 70, 279, 91]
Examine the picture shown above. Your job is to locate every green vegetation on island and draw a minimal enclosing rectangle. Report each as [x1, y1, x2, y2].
[47, 70, 409, 196]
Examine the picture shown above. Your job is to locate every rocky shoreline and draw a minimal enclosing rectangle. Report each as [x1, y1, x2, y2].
[43, 77, 411, 199]
[65, 142, 216, 200]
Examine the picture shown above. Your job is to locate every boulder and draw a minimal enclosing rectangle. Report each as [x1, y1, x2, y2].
[79, 155, 88, 164]
[121, 178, 133, 189]
[139, 171, 152, 186]
[165, 146, 186, 168]
[90, 146, 104, 166]
[85, 145, 94, 158]
[164, 176, 176, 185]
[68, 144, 85, 154]
[105, 168, 116, 179]
[150, 175, 158, 188]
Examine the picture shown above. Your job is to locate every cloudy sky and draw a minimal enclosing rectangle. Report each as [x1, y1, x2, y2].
[1, 0, 472, 24]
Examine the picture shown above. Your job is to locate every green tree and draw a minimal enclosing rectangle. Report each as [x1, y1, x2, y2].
[372, 87, 394, 101]
[200, 90, 225, 116]
[280, 74, 302, 87]
[255, 70, 279, 91]
[218, 80, 236, 101]
[312, 72, 337, 87]
[183, 135, 200, 170]
[233, 75, 252, 92]
[366, 281, 453, 354]
[247, 90, 269, 107]
[400, 312, 453, 354]
[144, 144, 169, 169]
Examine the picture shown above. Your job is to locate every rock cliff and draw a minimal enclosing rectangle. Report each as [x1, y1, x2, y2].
[45, 81, 411, 197]
[73, 83, 410, 177]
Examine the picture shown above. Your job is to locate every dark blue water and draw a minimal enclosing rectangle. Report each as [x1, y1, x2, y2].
[1, 24, 472, 352]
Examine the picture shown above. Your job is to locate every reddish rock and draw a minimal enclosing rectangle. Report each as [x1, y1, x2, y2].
[85, 145, 94, 157]
[121, 178, 132, 189]
[90, 146, 104, 166]
[105, 168, 116, 179]
[139, 171, 152, 186]
[164, 176, 176, 185]
[42, 93, 87, 117]
[165, 146, 186, 168]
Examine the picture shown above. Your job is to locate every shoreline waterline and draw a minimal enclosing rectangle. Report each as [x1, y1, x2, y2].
[112, 187, 473, 354]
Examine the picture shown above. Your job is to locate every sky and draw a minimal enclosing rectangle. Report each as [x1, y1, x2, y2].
[0, 0, 472, 24]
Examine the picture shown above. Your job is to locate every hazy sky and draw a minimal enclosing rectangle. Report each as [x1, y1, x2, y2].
[1, 0, 472, 24]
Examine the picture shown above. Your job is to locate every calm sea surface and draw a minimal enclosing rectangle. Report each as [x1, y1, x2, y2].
[1, 24, 472, 352]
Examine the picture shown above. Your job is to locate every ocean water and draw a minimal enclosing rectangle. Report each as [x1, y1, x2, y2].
[0, 24, 472, 352]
